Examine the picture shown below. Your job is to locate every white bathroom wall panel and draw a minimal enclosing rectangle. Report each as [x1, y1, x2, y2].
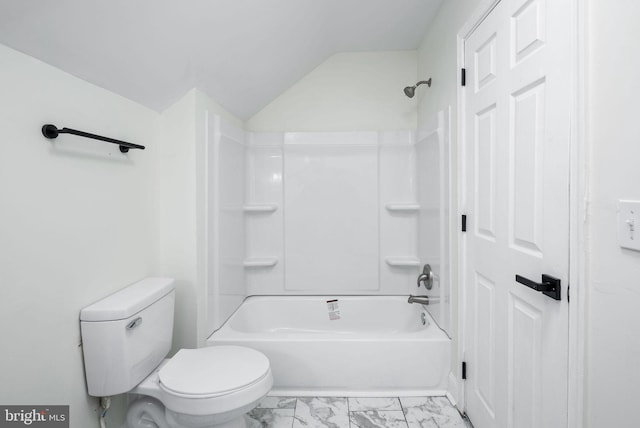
[207, 115, 246, 333]
[245, 133, 285, 294]
[283, 132, 380, 292]
[379, 131, 420, 292]
[416, 109, 451, 335]
[245, 131, 421, 296]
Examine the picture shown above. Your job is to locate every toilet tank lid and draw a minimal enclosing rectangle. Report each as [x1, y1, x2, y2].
[80, 277, 175, 322]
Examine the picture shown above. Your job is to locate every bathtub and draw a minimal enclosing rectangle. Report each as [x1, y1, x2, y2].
[206, 295, 451, 396]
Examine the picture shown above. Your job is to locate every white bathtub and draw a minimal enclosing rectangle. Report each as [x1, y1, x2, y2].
[206, 295, 451, 396]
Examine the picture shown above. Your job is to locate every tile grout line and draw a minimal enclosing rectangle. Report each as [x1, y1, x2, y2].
[291, 397, 298, 428]
[398, 396, 410, 428]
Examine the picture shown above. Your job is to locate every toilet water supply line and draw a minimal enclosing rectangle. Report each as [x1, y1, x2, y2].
[99, 396, 111, 428]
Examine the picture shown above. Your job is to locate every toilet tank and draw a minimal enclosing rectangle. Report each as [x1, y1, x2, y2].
[80, 277, 175, 397]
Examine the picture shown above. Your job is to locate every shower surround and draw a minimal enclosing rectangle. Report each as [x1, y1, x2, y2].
[205, 113, 452, 394]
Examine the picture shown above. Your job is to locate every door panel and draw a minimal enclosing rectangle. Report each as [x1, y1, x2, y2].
[511, 0, 546, 65]
[509, 294, 543, 428]
[475, 104, 497, 241]
[510, 78, 545, 256]
[473, 272, 496, 417]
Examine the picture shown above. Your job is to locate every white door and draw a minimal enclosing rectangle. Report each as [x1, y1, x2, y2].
[462, 0, 571, 427]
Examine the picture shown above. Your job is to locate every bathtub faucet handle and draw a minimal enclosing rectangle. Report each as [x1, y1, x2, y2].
[417, 264, 434, 290]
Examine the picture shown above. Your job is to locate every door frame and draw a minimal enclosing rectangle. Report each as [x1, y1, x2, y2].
[454, 0, 586, 426]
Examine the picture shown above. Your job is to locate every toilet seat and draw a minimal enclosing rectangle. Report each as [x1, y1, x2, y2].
[156, 345, 273, 416]
[160, 345, 270, 398]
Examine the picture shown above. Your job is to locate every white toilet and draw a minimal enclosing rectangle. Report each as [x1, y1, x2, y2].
[80, 277, 273, 428]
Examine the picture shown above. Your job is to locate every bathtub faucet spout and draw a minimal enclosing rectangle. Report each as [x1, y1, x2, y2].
[408, 295, 430, 305]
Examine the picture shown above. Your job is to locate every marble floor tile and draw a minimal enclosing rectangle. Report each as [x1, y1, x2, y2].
[400, 397, 466, 428]
[350, 410, 409, 428]
[293, 397, 349, 428]
[257, 396, 297, 409]
[348, 397, 402, 411]
[247, 408, 296, 428]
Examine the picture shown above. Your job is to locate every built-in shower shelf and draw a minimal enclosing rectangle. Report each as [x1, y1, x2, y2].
[243, 258, 278, 268]
[243, 204, 278, 213]
[385, 203, 420, 212]
[385, 258, 421, 267]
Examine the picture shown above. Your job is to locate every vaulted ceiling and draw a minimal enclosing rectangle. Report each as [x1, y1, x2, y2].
[0, 0, 443, 119]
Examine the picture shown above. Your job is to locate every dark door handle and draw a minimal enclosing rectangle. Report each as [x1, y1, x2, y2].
[515, 274, 561, 301]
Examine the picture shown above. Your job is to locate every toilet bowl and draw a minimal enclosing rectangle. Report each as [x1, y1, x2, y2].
[79, 278, 273, 428]
[129, 346, 273, 428]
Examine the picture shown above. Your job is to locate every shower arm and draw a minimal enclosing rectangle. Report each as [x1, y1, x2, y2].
[403, 78, 432, 98]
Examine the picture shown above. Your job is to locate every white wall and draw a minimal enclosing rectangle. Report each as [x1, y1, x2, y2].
[584, 2, 640, 426]
[246, 51, 418, 132]
[157, 90, 198, 352]
[0, 44, 159, 427]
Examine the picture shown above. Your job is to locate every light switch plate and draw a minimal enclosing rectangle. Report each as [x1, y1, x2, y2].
[618, 200, 640, 251]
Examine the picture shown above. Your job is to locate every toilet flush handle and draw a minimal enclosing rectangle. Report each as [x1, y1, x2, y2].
[126, 317, 143, 330]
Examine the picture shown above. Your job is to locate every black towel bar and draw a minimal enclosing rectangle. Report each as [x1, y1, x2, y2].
[41, 124, 145, 153]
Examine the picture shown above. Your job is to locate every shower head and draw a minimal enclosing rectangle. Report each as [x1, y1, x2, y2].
[403, 86, 416, 98]
[403, 78, 432, 98]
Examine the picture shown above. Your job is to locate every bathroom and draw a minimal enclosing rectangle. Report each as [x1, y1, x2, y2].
[1, 1, 639, 428]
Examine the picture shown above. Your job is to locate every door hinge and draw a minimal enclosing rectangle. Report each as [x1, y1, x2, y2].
[461, 214, 467, 232]
[567, 284, 570, 303]
[462, 361, 467, 380]
[461, 68, 466, 86]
